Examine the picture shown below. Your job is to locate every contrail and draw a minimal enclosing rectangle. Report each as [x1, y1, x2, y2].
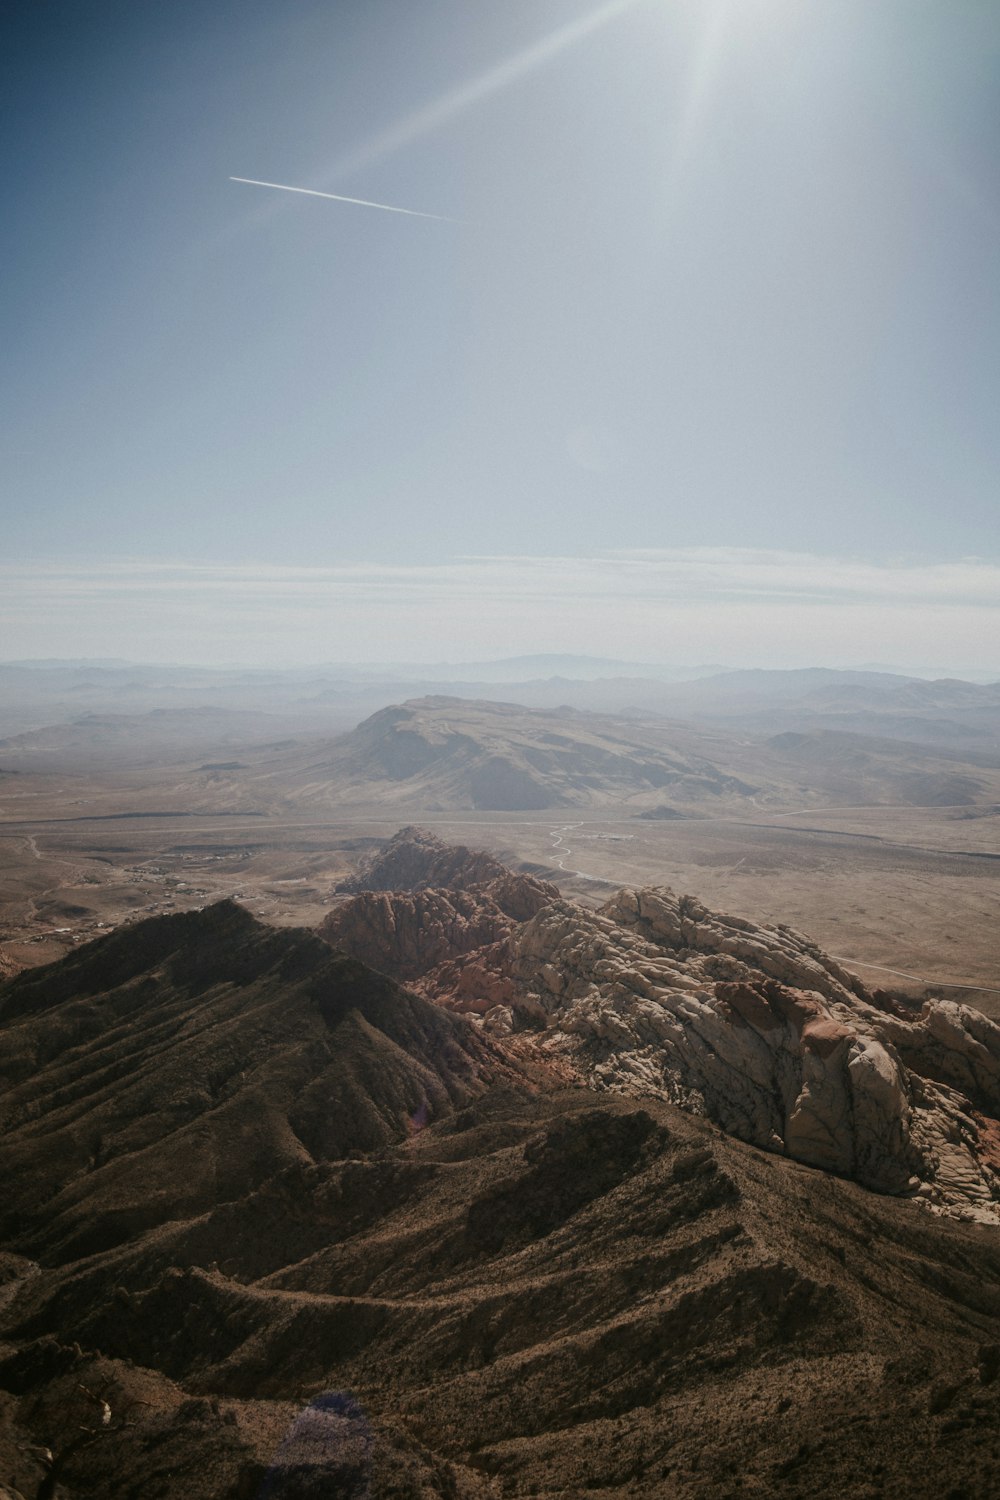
[229, 176, 458, 222]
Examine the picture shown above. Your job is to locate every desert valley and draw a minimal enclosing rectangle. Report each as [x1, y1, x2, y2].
[2, 662, 998, 1006]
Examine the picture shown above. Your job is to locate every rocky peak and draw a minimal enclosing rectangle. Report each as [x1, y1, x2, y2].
[324, 830, 1000, 1224]
[322, 841, 555, 988]
[336, 825, 540, 896]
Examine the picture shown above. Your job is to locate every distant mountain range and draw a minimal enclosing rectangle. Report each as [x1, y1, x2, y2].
[649, 669, 1000, 753]
[2, 659, 997, 744]
[5, 687, 1000, 820]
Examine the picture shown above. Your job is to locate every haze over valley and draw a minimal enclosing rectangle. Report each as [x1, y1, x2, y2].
[2, 658, 998, 1009]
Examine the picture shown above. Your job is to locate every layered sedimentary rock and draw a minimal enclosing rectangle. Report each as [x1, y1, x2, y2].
[323, 826, 556, 987]
[319, 886, 517, 984]
[336, 824, 550, 897]
[327, 834, 1000, 1223]
[494, 888, 1000, 1221]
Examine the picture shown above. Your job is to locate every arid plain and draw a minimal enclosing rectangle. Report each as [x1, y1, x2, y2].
[2, 671, 997, 1010]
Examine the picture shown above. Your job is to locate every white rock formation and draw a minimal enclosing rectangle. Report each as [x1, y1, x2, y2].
[490, 887, 1000, 1223]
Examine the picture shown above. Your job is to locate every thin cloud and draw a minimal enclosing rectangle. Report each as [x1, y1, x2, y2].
[229, 177, 458, 223]
[3, 551, 999, 669]
[5, 550, 1000, 606]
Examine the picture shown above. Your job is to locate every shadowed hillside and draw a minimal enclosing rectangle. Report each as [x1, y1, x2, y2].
[0, 902, 515, 1264]
[4, 887, 1000, 1497]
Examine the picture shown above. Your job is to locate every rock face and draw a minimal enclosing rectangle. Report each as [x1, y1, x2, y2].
[336, 824, 544, 896]
[496, 887, 1000, 1221]
[323, 827, 557, 987]
[327, 833, 1000, 1224]
[319, 886, 517, 984]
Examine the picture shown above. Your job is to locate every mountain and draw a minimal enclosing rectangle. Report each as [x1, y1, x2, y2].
[335, 824, 526, 894]
[648, 669, 1000, 754]
[284, 697, 760, 813]
[4, 896, 1000, 1496]
[321, 828, 558, 984]
[318, 830, 1000, 1224]
[0, 901, 517, 1265]
[0, 708, 298, 770]
[244, 695, 1000, 820]
[4, 661, 997, 759]
[757, 727, 1000, 804]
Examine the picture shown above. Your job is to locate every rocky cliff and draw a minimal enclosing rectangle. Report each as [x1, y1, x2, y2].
[325, 831, 1000, 1224]
[501, 887, 1000, 1221]
[322, 828, 557, 984]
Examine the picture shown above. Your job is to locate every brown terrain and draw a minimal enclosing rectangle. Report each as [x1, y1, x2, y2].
[1, 690, 997, 1010]
[319, 829, 1000, 1221]
[5, 829, 1000, 1498]
[1, 672, 998, 1494]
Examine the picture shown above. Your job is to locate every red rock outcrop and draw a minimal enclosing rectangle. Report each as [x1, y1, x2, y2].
[336, 825, 543, 896]
[319, 887, 514, 984]
[323, 830, 1000, 1224]
[324, 827, 556, 987]
[418, 939, 516, 1016]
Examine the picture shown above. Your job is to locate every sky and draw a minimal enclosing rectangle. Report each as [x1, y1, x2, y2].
[3, 0, 999, 668]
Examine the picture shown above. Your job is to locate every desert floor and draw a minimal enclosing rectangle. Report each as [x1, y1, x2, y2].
[2, 796, 997, 1011]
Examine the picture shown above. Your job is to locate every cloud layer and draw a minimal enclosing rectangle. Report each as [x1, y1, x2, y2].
[2, 550, 998, 669]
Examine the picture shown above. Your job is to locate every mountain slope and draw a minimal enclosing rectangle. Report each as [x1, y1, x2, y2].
[5, 1087, 1000, 1498]
[282, 697, 759, 812]
[5, 886, 1000, 1496]
[0, 902, 514, 1263]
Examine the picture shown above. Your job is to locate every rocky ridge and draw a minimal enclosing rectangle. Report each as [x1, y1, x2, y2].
[8, 1086, 1000, 1499]
[0, 901, 521, 1264]
[324, 830, 1000, 1224]
[5, 872, 1000, 1495]
[321, 827, 557, 986]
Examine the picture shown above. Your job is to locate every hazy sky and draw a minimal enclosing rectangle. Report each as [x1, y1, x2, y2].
[3, 0, 999, 666]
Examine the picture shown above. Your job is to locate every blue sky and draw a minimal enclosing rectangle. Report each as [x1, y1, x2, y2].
[3, 0, 999, 664]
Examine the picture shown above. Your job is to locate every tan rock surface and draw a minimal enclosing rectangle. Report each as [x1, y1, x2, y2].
[321, 832, 1000, 1223]
[496, 886, 1000, 1221]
